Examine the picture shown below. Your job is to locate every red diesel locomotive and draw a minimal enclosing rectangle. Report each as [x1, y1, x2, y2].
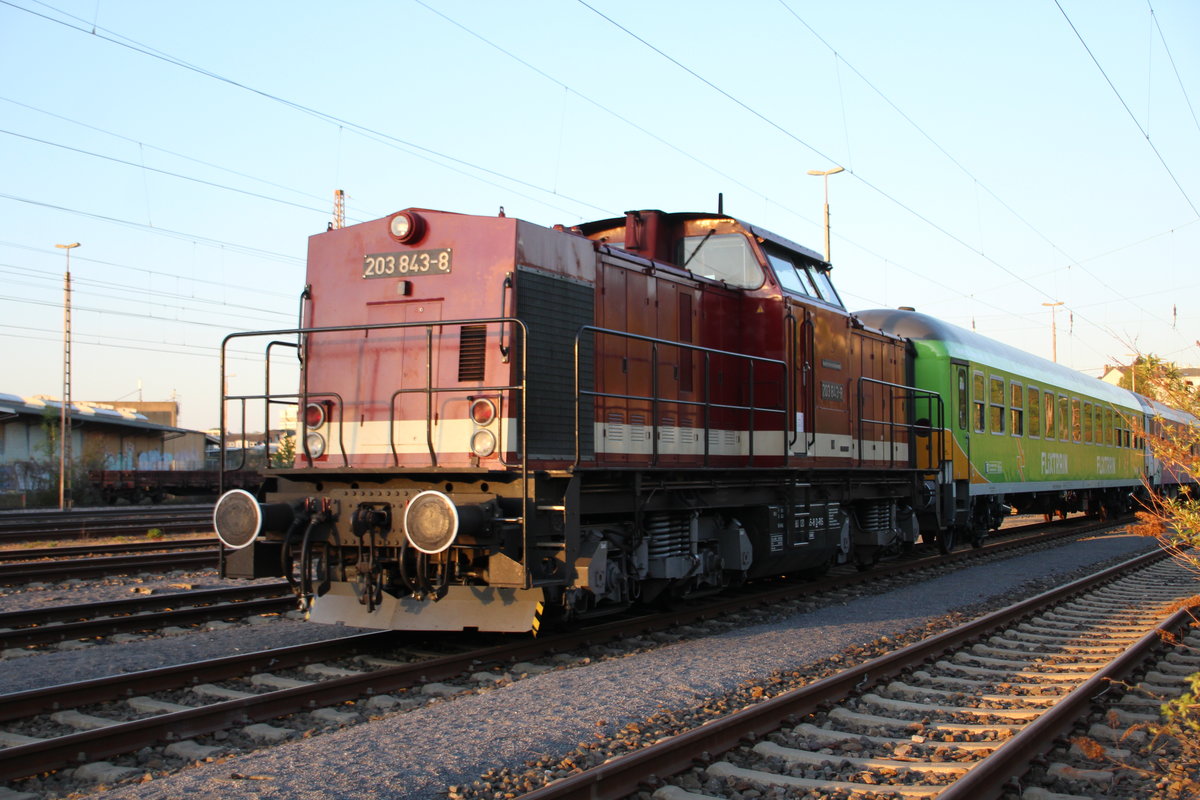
[214, 206, 946, 632]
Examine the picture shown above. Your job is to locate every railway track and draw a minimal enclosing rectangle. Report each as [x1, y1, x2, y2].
[513, 550, 1195, 800]
[0, 549, 218, 585]
[0, 505, 213, 544]
[0, 520, 1143, 791]
[0, 582, 293, 649]
[0, 538, 216, 561]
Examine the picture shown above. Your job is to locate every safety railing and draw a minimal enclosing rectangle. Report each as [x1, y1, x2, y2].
[855, 376, 947, 470]
[573, 326, 789, 468]
[219, 317, 526, 479]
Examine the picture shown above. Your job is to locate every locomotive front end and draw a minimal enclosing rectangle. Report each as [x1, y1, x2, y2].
[217, 208, 596, 632]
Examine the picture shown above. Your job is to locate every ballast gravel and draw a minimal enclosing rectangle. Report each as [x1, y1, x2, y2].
[5, 530, 1167, 800]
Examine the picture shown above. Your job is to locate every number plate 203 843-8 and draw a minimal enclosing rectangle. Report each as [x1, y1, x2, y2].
[362, 249, 452, 279]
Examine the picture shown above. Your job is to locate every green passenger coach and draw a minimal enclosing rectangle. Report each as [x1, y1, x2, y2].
[857, 308, 1146, 548]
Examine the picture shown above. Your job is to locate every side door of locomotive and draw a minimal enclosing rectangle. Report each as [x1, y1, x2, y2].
[789, 298, 813, 456]
[767, 251, 851, 460]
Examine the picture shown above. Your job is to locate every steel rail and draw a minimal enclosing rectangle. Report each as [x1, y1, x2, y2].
[0, 520, 1129, 783]
[0, 616, 656, 780]
[0, 513, 214, 543]
[515, 549, 1169, 800]
[0, 582, 289, 629]
[0, 592, 294, 649]
[936, 602, 1194, 800]
[0, 550, 217, 584]
[1, 538, 216, 561]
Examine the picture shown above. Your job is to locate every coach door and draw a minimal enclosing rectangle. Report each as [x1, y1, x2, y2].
[954, 361, 973, 481]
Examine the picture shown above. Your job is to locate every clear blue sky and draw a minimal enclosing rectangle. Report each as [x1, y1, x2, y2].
[3, 0, 1198, 431]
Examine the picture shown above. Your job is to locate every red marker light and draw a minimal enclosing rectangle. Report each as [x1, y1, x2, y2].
[470, 398, 496, 425]
[305, 402, 326, 429]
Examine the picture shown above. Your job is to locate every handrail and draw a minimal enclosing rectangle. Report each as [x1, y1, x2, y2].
[573, 325, 788, 468]
[855, 376, 945, 468]
[219, 317, 531, 586]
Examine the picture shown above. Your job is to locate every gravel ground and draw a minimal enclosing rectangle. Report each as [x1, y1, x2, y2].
[19, 528, 1150, 800]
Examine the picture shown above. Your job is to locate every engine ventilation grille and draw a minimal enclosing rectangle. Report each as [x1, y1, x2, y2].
[457, 325, 487, 382]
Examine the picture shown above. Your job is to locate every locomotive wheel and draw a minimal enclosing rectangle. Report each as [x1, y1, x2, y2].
[935, 526, 956, 554]
[853, 546, 880, 572]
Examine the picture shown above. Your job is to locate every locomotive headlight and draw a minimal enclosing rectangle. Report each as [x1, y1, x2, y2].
[305, 431, 326, 459]
[214, 489, 264, 550]
[471, 429, 497, 458]
[304, 402, 326, 429]
[404, 490, 459, 554]
[388, 210, 426, 244]
[213, 489, 295, 550]
[469, 398, 496, 425]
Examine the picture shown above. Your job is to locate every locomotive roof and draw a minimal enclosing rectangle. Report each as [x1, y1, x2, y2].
[575, 211, 829, 267]
[855, 308, 1140, 408]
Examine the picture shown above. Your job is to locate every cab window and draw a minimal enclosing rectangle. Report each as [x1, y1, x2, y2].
[680, 234, 763, 289]
[807, 267, 844, 308]
[767, 253, 816, 297]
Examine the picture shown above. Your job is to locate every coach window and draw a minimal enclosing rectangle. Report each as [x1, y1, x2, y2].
[1044, 391, 1055, 439]
[1071, 398, 1082, 442]
[1083, 402, 1093, 443]
[1103, 407, 1113, 445]
[680, 234, 763, 289]
[972, 372, 985, 433]
[989, 376, 1005, 434]
[1010, 382, 1024, 436]
[1058, 395, 1069, 440]
[1028, 387, 1040, 439]
[957, 367, 968, 429]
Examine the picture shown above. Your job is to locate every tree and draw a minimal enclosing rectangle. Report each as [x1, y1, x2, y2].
[1097, 353, 1200, 791]
[271, 433, 296, 468]
[1116, 354, 1191, 403]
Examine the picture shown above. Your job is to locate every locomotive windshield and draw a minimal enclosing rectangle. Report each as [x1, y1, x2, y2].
[765, 248, 844, 308]
[678, 233, 763, 289]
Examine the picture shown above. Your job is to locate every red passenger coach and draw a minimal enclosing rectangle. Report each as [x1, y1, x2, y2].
[215, 207, 944, 632]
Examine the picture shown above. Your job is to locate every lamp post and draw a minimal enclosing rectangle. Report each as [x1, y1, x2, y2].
[806, 166, 844, 262]
[56, 242, 80, 511]
[1042, 301, 1064, 363]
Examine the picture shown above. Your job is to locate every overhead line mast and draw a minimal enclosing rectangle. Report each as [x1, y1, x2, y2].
[332, 189, 345, 230]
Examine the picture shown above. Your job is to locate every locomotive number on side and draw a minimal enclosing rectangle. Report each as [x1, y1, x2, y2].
[363, 249, 452, 278]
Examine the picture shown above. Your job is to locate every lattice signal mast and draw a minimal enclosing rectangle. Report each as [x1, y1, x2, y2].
[333, 190, 345, 230]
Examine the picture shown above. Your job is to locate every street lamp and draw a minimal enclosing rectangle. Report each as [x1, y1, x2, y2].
[1042, 301, 1064, 363]
[56, 242, 80, 511]
[806, 166, 845, 262]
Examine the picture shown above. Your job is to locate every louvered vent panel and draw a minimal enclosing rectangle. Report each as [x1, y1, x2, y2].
[458, 325, 487, 382]
[516, 269, 595, 458]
